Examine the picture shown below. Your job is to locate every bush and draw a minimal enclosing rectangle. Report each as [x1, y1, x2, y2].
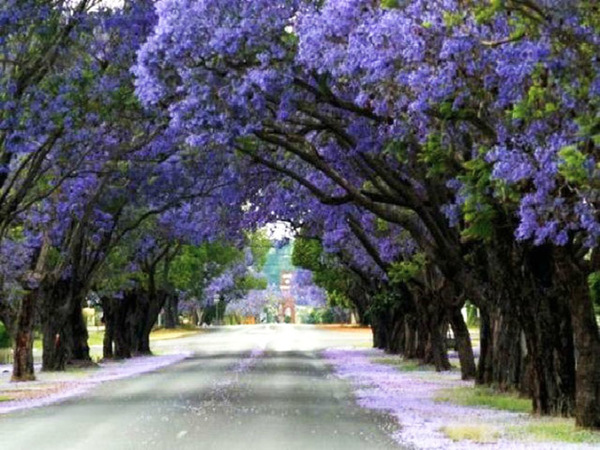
[0, 322, 11, 348]
[302, 307, 351, 324]
[321, 308, 335, 324]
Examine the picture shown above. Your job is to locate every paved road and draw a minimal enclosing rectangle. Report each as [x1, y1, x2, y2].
[0, 325, 403, 449]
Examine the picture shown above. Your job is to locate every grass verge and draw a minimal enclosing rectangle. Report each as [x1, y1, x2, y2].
[507, 418, 600, 445]
[149, 328, 201, 340]
[315, 324, 371, 333]
[434, 386, 532, 413]
[373, 356, 437, 372]
[440, 424, 500, 443]
[34, 330, 104, 350]
[33, 327, 200, 350]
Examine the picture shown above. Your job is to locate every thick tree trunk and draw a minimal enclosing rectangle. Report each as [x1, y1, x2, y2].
[130, 290, 150, 354]
[427, 322, 451, 371]
[403, 315, 419, 359]
[42, 315, 66, 371]
[390, 316, 406, 355]
[478, 239, 575, 417]
[164, 294, 179, 329]
[415, 315, 428, 360]
[115, 295, 133, 359]
[570, 283, 600, 428]
[136, 290, 167, 355]
[69, 296, 91, 364]
[556, 253, 600, 428]
[101, 297, 114, 359]
[11, 291, 36, 381]
[40, 278, 91, 370]
[449, 307, 476, 380]
[415, 295, 450, 371]
[477, 307, 492, 385]
[516, 246, 576, 416]
[517, 292, 575, 416]
[41, 279, 69, 371]
[477, 306, 524, 390]
[376, 315, 389, 350]
[370, 314, 387, 350]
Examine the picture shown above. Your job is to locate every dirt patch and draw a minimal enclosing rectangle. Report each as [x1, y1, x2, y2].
[150, 328, 205, 341]
[315, 324, 371, 334]
[0, 383, 68, 401]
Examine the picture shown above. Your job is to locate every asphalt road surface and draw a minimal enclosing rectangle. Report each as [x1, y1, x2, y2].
[0, 325, 404, 450]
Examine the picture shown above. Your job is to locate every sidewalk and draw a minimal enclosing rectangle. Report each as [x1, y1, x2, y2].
[0, 352, 191, 415]
[324, 348, 600, 450]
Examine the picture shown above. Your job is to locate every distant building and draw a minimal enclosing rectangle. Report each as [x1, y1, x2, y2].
[262, 243, 295, 286]
[279, 271, 296, 323]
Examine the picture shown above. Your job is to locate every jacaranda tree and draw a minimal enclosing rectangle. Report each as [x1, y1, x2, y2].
[134, 0, 600, 427]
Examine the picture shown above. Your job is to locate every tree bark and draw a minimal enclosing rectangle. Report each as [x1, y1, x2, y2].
[415, 295, 451, 371]
[164, 293, 179, 329]
[477, 306, 525, 390]
[11, 291, 36, 381]
[101, 297, 114, 359]
[68, 295, 91, 364]
[449, 306, 476, 380]
[114, 293, 133, 359]
[403, 315, 419, 359]
[41, 279, 69, 371]
[556, 252, 600, 428]
[570, 281, 600, 428]
[370, 313, 388, 351]
[40, 278, 91, 370]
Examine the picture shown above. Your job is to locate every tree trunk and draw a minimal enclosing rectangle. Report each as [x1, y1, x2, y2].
[370, 314, 387, 350]
[115, 294, 133, 359]
[194, 307, 204, 326]
[415, 295, 451, 371]
[557, 253, 600, 428]
[41, 279, 69, 371]
[514, 246, 576, 416]
[477, 306, 492, 385]
[69, 295, 91, 364]
[164, 293, 179, 329]
[40, 278, 91, 370]
[570, 282, 600, 428]
[403, 315, 418, 359]
[42, 315, 66, 371]
[449, 306, 476, 380]
[517, 292, 575, 416]
[101, 297, 114, 359]
[11, 291, 36, 381]
[477, 306, 525, 390]
[427, 322, 451, 371]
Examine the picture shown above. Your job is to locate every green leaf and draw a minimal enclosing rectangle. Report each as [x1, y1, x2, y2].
[558, 146, 587, 184]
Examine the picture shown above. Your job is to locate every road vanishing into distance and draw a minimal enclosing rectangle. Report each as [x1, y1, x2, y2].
[0, 325, 403, 450]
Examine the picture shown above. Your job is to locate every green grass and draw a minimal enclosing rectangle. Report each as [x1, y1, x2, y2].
[33, 330, 104, 350]
[87, 331, 105, 346]
[508, 418, 600, 444]
[0, 395, 12, 402]
[441, 424, 500, 443]
[149, 328, 200, 340]
[373, 356, 438, 372]
[32, 328, 199, 351]
[434, 386, 532, 413]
